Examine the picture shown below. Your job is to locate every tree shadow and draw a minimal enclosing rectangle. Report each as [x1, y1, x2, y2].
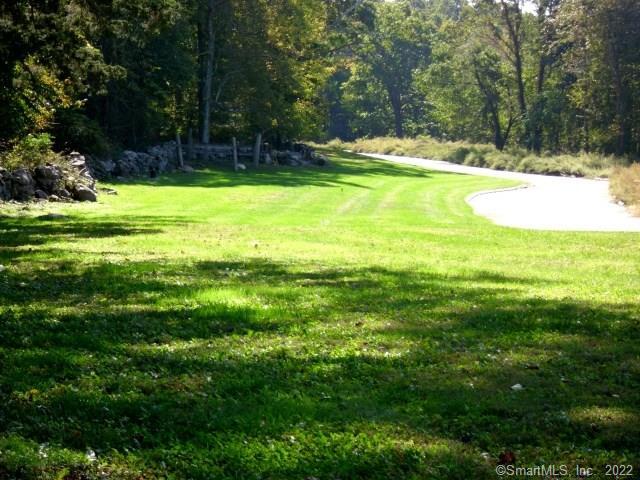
[1, 257, 638, 478]
[115, 156, 435, 190]
[0, 215, 192, 250]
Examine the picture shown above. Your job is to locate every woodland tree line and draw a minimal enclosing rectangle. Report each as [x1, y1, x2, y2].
[1, 0, 639, 158]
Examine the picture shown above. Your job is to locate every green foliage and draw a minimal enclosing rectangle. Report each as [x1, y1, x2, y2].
[1, 153, 639, 477]
[327, 1, 434, 140]
[52, 110, 112, 156]
[324, 0, 640, 158]
[0, 134, 64, 170]
[2, 0, 640, 158]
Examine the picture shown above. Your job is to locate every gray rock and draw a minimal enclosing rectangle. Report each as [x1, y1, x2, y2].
[70, 158, 86, 169]
[79, 170, 96, 191]
[75, 186, 97, 202]
[57, 188, 72, 199]
[33, 164, 62, 192]
[109, 142, 183, 179]
[312, 153, 329, 166]
[48, 195, 60, 202]
[115, 150, 142, 176]
[69, 151, 87, 169]
[0, 184, 8, 201]
[180, 165, 195, 173]
[100, 159, 116, 173]
[10, 169, 35, 200]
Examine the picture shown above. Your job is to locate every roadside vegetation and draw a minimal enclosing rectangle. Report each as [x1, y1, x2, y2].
[0, 134, 66, 171]
[1, 152, 639, 479]
[326, 137, 626, 178]
[610, 164, 640, 215]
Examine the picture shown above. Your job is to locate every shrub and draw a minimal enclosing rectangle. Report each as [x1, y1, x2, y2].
[449, 147, 470, 164]
[52, 109, 112, 156]
[0, 133, 64, 170]
[325, 136, 626, 178]
[463, 151, 485, 167]
[610, 164, 640, 215]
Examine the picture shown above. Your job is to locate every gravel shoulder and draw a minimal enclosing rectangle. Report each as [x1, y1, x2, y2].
[362, 153, 640, 232]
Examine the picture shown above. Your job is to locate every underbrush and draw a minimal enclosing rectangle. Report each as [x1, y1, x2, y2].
[0, 133, 65, 170]
[324, 137, 626, 178]
[610, 164, 640, 215]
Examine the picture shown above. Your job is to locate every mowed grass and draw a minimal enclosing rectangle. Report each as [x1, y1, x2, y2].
[0, 151, 639, 479]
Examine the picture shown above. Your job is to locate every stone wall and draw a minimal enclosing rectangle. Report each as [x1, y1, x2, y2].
[0, 152, 98, 203]
[88, 142, 184, 179]
[87, 141, 329, 180]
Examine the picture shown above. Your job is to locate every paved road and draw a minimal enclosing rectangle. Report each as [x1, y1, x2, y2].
[362, 153, 640, 232]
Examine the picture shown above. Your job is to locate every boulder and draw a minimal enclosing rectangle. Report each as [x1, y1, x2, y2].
[84, 156, 114, 180]
[33, 164, 63, 192]
[10, 169, 35, 200]
[57, 188, 72, 199]
[115, 150, 142, 177]
[79, 170, 96, 191]
[312, 153, 329, 166]
[100, 159, 116, 174]
[284, 152, 303, 166]
[34, 189, 49, 200]
[74, 185, 97, 202]
[99, 142, 185, 179]
[69, 152, 86, 169]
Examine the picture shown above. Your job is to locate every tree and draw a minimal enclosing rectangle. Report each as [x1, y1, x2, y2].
[333, 0, 433, 138]
[558, 0, 640, 155]
[0, 1, 111, 145]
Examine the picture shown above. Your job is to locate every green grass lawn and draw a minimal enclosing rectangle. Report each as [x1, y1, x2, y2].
[1, 151, 639, 479]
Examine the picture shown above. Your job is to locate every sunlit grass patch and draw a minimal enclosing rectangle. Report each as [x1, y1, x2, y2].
[1, 152, 639, 478]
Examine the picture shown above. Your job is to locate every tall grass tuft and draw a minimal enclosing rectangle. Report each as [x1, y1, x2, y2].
[323, 136, 627, 178]
[610, 164, 640, 215]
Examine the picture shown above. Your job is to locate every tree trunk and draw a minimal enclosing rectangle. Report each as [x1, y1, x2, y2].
[200, 0, 215, 144]
[490, 105, 506, 151]
[499, 1, 527, 116]
[253, 132, 262, 167]
[187, 128, 194, 162]
[387, 87, 404, 138]
[514, 50, 527, 119]
[611, 58, 629, 155]
[232, 137, 238, 172]
[176, 132, 184, 168]
[531, 58, 547, 153]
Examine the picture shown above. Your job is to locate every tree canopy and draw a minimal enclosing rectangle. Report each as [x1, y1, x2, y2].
[1, 0, 639, 156]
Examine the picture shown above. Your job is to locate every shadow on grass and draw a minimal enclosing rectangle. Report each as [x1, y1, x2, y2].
[0, 215, 192, 250]
[1, 255, 639, 478]
[117, 155, 434, 190]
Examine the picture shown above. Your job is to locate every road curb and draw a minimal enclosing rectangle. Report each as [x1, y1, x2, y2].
[465, 184, 530, 204]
